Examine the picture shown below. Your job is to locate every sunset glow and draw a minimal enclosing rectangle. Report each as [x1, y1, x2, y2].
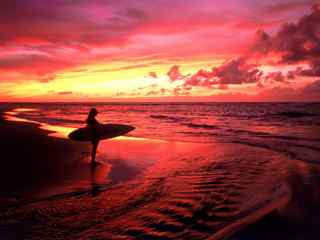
[1, 0, 319, 102]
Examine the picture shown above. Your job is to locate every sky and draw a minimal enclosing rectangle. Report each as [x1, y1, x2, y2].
[0, 0, 319, 102]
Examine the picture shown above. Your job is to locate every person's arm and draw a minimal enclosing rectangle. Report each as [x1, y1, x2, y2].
[93, 118, 100, 125]
[86, 117, 99, 126]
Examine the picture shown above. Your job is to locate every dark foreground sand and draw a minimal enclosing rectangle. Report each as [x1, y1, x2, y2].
[0, 107, 93, 205]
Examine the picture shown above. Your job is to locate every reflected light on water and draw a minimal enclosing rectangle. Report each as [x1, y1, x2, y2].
[4, 115, 38, 124]
[113, 136, 165, 142]
[11, 108, 39, 112]
[5, 108, 75, 139]
[40, 124, 76, 139]
[4, 108, 149, 142]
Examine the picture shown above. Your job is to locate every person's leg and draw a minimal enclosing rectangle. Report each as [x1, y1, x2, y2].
[91, 140, 99, 164]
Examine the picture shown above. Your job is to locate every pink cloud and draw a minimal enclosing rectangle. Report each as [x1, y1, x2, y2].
[166, 58, 263, 90]
[167, 65, 184, 81]
[251, 4, 320, 66]
[264, 71, 286, 83]
[211, 58, 262, 85]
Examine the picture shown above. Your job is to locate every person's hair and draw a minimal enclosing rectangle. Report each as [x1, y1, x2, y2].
[88, 108, 98, 118]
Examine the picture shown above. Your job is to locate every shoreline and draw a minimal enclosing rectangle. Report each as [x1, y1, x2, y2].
[0, 107, 166, 207]
[0, 106, 92, 205]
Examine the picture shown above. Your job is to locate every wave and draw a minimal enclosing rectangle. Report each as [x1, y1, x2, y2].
[20, 116, 84, 125]
[227, 128, 320, 143]
[270, 111, 317, 118]
[184, 123, 219, 130]
[150, 114, 187, 122]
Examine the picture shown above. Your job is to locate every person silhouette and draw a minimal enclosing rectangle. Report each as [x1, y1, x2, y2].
[86, 108, 100, 164]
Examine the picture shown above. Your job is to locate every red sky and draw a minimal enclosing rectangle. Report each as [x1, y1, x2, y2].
[0, 0, 319, 102]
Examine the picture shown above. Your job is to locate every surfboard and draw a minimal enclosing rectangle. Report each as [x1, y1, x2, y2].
[68, 124, 135, 142]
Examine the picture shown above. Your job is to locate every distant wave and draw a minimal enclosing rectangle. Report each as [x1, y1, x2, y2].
[184, 123, 218, 129]
[220, 114, 259, 119]
[17, 115, 84, 125]
[270, 111, 317, 118]
[221, 111, 318, 120]
[227, 128, 320, 142]
[150, 114, 187, 122]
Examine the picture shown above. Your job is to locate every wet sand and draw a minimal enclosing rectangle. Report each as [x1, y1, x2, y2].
[1, 106, 320, 240]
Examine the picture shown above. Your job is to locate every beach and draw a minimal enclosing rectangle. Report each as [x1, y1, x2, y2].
[0, 106, 90, 204]
[0, 103, 320, 239]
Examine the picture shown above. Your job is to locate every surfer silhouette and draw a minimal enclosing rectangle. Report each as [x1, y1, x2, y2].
[68, 108, 134, 164]
[86, 108, 100, 164]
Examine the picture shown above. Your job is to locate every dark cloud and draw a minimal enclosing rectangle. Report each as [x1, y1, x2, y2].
[298, 64, 320, 77]
[250, 5, 320, 82]
[284, 62, 320, 79]
[167, 58, 263, 90]
[286, 70, 296, 79]
[183, 69, 216, 88]
[252, 4, 320, 64]
[211, 58, 263, 85]
[264, 71, 286, 82]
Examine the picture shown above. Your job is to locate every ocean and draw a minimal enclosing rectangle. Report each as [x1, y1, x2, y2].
[5, 102, 320, 162]
[1, 102, 320, 239]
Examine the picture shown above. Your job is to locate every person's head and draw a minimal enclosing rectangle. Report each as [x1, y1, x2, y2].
[88, 107, 98, 118]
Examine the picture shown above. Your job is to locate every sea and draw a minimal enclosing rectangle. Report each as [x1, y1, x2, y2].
[4, 102, 320, 162]
[1, 102, 320, 239]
